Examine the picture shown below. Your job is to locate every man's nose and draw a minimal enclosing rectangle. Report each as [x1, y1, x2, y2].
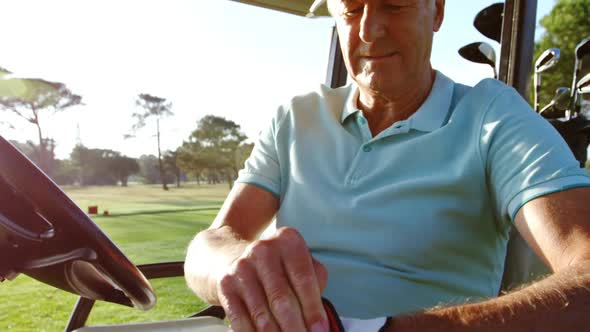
[359, 6, 386, 44]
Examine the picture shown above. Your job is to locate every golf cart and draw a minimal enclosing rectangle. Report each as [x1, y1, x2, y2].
[1, 0, 587, 331]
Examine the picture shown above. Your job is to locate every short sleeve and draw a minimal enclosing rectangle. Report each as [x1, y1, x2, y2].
[480, 87, 590, 223]
[235, 106, 286, 197]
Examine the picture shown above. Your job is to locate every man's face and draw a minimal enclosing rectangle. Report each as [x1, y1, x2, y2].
[328, 0, 444, 94]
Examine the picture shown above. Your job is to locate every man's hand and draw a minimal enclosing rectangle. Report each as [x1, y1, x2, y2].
[185, 184, 329, 331]
[216, 227, 329, 332]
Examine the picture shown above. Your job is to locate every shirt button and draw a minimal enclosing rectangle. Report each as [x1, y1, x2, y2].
[363, 145, 372, 152]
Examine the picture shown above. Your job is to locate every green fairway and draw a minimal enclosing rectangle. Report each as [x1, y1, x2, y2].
[0, 183, 229, 332]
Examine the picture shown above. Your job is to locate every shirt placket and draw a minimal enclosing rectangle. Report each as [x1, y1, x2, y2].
[344, 113, 411, 186]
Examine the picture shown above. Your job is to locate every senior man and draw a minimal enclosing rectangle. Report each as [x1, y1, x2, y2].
[185, 0, 590, 331]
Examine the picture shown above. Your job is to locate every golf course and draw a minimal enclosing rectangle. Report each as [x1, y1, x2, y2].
[0, 183, 229, 332]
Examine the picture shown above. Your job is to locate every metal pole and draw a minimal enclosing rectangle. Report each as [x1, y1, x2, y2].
[498, 0, 540, 292]
[498, 0, 538, 99]
[325, 26, 348, 88]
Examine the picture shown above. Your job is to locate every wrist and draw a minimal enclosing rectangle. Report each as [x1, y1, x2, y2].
[383, 309, 464, 332]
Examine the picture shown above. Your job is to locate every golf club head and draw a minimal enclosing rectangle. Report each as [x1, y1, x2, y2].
[539, 87, 571, 118]
[478, 43, 496, 64]
[459, 42, 496, 67]
[539, 102, 561, 118]
[554, 87, 572, 111]
[535, 48, 561, 73]
[575, 36, 590, 62]
[569, 36, 590, 117]
[473, 3, 504, 43]
[578, 73, 590, 95]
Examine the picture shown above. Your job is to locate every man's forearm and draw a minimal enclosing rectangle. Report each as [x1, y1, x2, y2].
[184, 226, 251, 304]
[387, 262, 590, 331]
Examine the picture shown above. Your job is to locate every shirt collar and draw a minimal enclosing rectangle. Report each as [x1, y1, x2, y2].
[341, 85, 360, 123]
[340, 71, 455, 132]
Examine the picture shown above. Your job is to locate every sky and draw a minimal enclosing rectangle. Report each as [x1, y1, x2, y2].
[1, 0, 557, 159]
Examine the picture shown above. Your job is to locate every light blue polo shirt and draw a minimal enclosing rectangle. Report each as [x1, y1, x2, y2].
[236, 71, 590, 318]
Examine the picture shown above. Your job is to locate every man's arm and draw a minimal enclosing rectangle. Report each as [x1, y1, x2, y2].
[385, 186, 590, 332]
[184, 183, 278, 303]
[184, 183, 329, 332]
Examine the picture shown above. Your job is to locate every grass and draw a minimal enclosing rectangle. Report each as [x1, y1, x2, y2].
[0, 183, 230, 332]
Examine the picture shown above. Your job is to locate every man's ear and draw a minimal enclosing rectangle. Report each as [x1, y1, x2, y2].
[433, 0, 445, 32]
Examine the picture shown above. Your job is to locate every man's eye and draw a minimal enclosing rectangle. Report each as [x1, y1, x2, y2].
[343, 6, 363, 17]
[384, 4, 402, 11]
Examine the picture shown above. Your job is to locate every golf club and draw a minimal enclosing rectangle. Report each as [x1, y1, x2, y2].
[577, 72, 590, 95]
[534, 48, 561, 112]
[539, 87, 571, 118]
[473, 3, 504, 43]
[307, 0, 325, 17]
[459, 42, 497, 78]
[569, 36, 590, 118]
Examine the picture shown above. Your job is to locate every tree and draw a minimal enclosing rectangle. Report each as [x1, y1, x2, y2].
[9, 137, 59, 176]
[9, 139, 76, 185]
[177, 138, 206, 185]
[179, 115, 248, 189]
[70, 145, 91, 185]
[533, 0, 590, 108]
[236, 142, 255, 171]
[51, 159, 78, 186]
[0, 66, 11, 77]
[128, 94, 174, 191]
[9, 140, 36, 159]
[111, 155, 140, 187]
[137, 154, 162, 185]
[70, 145, 139, 186]
[163, 149, 183, 188]
[0, 68, 13, 131]
[0, 75, 82, 176]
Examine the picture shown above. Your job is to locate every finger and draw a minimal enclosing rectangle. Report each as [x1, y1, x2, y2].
[234, 259, 281, 332]
[278, 230, 328, 332]
[312, 258, 328, 292]
[250, 240, 308, 332]
[218, 288, 256, 332]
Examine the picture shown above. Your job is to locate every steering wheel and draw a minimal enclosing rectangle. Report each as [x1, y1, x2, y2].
[0, 136, 156, 310]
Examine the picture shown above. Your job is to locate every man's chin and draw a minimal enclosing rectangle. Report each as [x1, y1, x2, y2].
[355, 76, 400, 94]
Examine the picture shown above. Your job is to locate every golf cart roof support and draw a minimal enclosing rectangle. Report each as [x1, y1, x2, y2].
[498, 0, 538, 99]
[326, 25, 348, 88]
[65, 297, 96, 332]
[497, 0, 539, 292]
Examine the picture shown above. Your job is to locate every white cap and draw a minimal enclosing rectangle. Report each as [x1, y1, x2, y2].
[306, 0, 327, 17]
